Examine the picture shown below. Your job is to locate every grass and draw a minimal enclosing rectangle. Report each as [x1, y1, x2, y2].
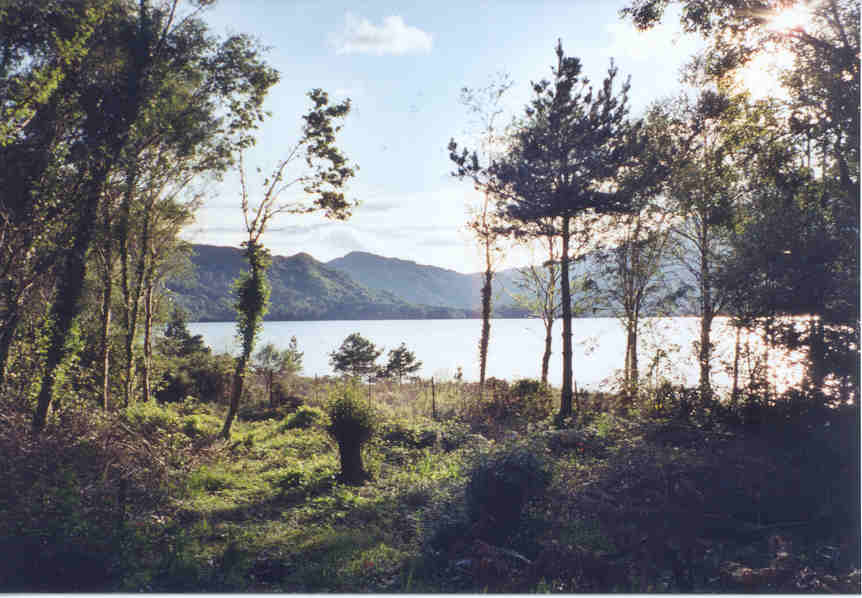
[0, 375, 859, 592]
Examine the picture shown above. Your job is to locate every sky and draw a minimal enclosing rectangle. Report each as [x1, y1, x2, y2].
[180, 0, 705, 273]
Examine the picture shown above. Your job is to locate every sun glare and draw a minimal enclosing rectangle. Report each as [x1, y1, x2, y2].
[733, 2, 811, 99]
[765, 2, 812, 32]
[735, 45, 796, 100]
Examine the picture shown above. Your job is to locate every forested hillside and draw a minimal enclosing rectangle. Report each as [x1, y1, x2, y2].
[326, 251, 522, 311]
[168, 245, 478, 321]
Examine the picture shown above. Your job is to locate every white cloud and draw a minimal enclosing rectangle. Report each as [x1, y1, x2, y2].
[331, 13, 432, 56]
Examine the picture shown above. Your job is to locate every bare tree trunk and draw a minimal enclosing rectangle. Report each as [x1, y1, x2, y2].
[119, 159, 139, 408]
[141, 282, 153, 403]
[559, 215, 574, 420]
[698, 227, 713, 401]
[267, 370, 274, 407]
[631, 324, 639, 393]
[540, 239, 557, 387]
[731, 324, 741, 405]
[624, 320, 638, 399]
[0, 303, 21, 388]
[541, 318, 553, 385]
[99, 270, 113, 410]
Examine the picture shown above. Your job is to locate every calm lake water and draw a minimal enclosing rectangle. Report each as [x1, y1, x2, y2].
[189, 317, 805, 393]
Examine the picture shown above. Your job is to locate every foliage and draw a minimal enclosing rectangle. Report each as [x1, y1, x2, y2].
[223, 86, 357, 439]
[329, 332, 383, 380]
[326, 382, 378, 484]
[162, 307, 209, 358]
[622, 0, 860, 406]
[462, 40, 646, 420]
[449, 72, 514, 390]
[464, 444, 552, 544]
[382, 342, 422, 384]
[326, 383, 377, 445]
[283, 405, 328, 431]
[155, 351, 234, 404]
[254, 338, 302, 405]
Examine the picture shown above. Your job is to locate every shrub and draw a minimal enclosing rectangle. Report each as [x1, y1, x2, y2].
[282, 406, 327, 430]
[326, 383, 377, 484]
[156, 352, 234, 404]
[381, 419, 439, 449]
[465, 445, 552, 544]
[124, 402, 181, 437]
[481, 378, 554, 426]
[182, 414, 220, 440]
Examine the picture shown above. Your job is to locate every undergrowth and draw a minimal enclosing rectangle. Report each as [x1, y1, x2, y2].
[0, 377, 858, 592]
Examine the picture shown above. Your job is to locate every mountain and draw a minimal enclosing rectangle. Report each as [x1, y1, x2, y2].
[325, 252, 525, 314]
[166, 245, 476, 322]
[168, 244, 694, 323]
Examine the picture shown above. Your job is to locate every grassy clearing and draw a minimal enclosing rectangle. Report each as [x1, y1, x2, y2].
[0, 376, 859, 592]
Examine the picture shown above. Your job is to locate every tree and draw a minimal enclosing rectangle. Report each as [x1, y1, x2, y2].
[0, 1, 110, 388]
[591, 106, 678, 401]
[254, 339, 302, 406]
[510, 237, 562, 385]
[449, 73, 513, 394]
[623, 0, 860, 403]
[162, 306, 208, 357]
[651, 91, 745, 401]
[384, 342, 422, 385]
[480, 41, 643, 420]
[28, 0, 162, 432]
[221, 88, 357, 439]
[330, 333, 382, 381]
[593, 206, 676, 401]
[10, 0, 278, 432]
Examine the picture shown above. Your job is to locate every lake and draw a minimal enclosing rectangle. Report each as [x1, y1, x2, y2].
[189, 317, 806, 393]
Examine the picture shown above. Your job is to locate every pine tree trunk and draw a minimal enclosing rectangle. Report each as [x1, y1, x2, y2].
[559, 216, 574, 420]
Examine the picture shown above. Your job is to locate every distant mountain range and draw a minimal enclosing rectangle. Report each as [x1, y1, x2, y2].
[166, 244, 692, 322]
[166, 245, 529, 322]
[326, 251, 523, 311]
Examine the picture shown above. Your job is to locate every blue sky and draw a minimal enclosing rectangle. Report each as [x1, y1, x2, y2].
[182, 0, 703, 273]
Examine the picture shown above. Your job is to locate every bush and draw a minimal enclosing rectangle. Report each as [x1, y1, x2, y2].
[156, 352, 234, 404]
[483, 378, 554, 425]
[182, 414, 221, 439]
[282, 406, 327, 430]
[381, 419, 440, 449]
[326, 383, 377, 484]
[465, 445, 552, 544]
[124, 402, 181, 437]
